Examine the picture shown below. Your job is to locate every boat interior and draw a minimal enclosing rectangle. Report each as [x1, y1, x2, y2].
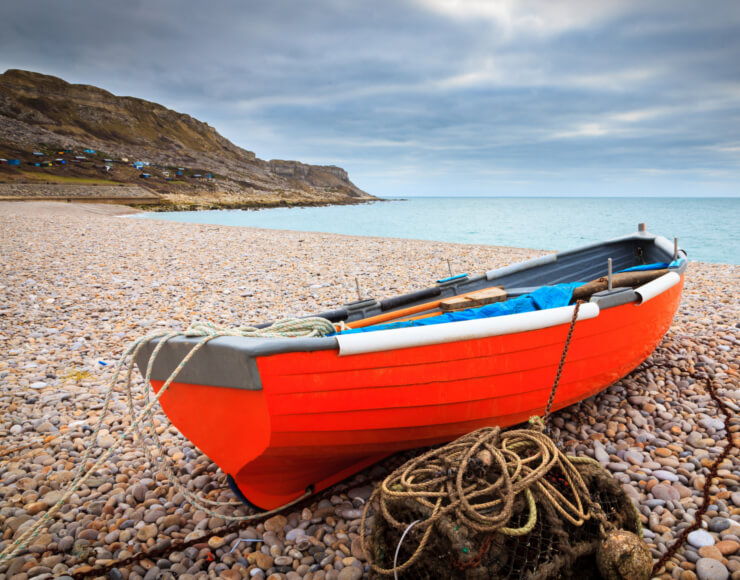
[310, 229, 688, 328]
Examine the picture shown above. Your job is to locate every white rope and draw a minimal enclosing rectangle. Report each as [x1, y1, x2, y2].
[0, 318, 335, 563]
[394, 520, 423, 580]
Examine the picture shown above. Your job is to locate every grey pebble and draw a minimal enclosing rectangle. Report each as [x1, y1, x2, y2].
[687, 529, 715, 548]
[709, 517, 731, 533]
[653, 469, 679, 482]
[695, 557, 729, 580]
[652, 483, 680, 502]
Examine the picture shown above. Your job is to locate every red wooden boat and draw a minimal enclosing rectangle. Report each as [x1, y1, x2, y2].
[137, 227, 686, 509]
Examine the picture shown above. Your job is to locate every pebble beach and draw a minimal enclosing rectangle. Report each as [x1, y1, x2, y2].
[0, 201, 738, 580]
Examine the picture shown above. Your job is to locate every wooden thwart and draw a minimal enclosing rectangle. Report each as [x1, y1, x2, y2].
[440, 286, 507, 312]
[572, 269, 668, 300]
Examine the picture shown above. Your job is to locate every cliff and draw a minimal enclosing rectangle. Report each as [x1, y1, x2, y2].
[0, 69, 376, 209]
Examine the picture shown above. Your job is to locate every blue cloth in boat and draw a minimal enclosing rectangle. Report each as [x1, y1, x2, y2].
[618, 258, 684, 273]
[336, 282, 582, 335]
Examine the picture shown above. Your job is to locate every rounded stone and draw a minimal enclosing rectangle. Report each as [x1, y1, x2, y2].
[136, 523, 158, 541]
[337, 567, 363, 580]
[709, 518, 732, 533]
[688, 530, 716, 548]
[715, 540, 740, 556]
[264, 514, 287, 534]
[695, 558, 729, 580]
[699, 545, 724, 561]
[653, 469, 679, 482]
[652, 483, 680, 502]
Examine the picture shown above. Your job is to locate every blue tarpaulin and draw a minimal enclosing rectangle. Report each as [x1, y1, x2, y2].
[618, 258, 684, 273]
[336, 282, 583, 335]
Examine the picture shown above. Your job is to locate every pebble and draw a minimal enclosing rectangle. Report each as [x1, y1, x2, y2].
[137, 523, 159, 541]
[652, 483, 681, 502]
[710, 518, 732, 533]
[689, 530, 717, 548]
[338, 568, 363, 580]
[253, 553, 274, 570]
[716, 541, 740, 556]
[696, 558, 729, 580]
[0, 204, 738, 580]
[653, 469, 680, 482]
[264, 515, 287, 534]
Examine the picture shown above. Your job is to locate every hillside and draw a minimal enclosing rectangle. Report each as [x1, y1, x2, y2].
[0, 69, 377, 209]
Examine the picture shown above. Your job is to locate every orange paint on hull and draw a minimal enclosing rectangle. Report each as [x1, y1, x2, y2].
[152, 276, 683, 509]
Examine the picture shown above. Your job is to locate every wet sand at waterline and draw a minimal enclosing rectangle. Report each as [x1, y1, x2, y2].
[1, 201, 738, 580]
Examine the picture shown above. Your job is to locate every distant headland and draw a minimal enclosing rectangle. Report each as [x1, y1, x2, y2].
[0, 69, 378, 210]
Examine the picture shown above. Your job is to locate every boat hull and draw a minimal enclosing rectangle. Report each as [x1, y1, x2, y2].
[152, 274, 683, 509]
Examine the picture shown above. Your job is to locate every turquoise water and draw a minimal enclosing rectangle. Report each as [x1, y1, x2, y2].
[136, 197, 739, 264]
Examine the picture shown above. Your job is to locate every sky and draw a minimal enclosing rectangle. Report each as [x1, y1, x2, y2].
[2, 0, 740, 197]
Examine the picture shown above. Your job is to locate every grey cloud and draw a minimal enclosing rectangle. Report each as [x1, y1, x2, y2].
[1, 0, 739, 196]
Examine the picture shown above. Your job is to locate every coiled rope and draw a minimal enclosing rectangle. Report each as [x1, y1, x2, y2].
[0, 317, 335, 565]
[360, 421, 610, 575]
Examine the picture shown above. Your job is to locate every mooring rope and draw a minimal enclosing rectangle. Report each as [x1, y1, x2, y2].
[0, 317, 335, 565]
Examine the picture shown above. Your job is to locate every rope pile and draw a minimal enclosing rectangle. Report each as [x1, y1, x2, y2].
[0, 317, 335, 567]
[361, 421, 649, 579]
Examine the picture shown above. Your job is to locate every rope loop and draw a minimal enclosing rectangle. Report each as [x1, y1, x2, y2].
[0, 317, 335, 565]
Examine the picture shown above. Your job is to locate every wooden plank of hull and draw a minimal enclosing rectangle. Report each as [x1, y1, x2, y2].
[152, 276, 683, 509]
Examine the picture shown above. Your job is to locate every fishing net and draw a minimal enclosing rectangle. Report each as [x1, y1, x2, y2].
[362, 423, 647, 580]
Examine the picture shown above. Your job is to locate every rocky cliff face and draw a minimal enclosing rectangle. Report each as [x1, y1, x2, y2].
[0, 69, 375, 207]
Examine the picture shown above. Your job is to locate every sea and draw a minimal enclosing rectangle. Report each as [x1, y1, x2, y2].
[135, 197, 739, 265]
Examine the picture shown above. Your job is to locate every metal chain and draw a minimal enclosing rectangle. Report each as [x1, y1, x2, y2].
[651, 375, 738, 576]
[543, 300, 583, 423]
[70, 489, 313, 579]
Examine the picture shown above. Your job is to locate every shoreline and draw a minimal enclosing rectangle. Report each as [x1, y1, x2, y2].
[133, 196, 384, 213]
[0, 202, 738, 579]
[0, 200, 142, 217]
[0, 196, 383, 216]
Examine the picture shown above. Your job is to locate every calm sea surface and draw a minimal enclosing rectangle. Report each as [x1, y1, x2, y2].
[136, 197, 739, 264]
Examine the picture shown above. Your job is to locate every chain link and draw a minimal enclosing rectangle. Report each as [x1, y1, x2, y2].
[543, 300, 583, 423]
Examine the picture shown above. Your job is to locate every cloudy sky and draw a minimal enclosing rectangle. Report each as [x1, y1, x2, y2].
[2, 0, 740, 197]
